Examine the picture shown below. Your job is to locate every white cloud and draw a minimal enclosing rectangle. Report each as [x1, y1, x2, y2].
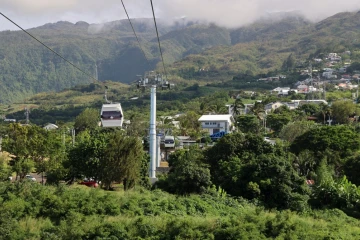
[0, 0, 359, 31]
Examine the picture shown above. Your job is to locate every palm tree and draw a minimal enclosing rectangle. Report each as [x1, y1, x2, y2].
[232, 98, 245, 116]
[319, 103, 331, 124]
[250, 102, 265, 120]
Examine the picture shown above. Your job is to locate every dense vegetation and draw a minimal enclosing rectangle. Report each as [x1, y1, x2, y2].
[3, 105, 360, 237]
[2, 10, 360, 239]
[2, 182, 360, 239]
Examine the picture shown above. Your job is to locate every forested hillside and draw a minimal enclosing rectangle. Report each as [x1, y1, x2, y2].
[0, 18, 231, 103]
[170, 11, 360, 81]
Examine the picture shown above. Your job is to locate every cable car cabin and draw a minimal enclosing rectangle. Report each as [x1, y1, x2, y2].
[164, 136, 175, 148]
[100, 103, 124, 128]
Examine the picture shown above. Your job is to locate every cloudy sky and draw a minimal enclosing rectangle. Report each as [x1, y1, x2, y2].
[1, 0, 359, 31]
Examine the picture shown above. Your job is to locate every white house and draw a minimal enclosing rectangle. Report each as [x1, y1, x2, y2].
[291, 100, 328, 105]
[271, 87, 290, 95]
[198, 115, 235, 135]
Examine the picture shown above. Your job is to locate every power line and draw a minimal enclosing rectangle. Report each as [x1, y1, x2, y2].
[120, 0, 150, 63]
[0, 12, 98, 82]
[149, 0, 168, 79]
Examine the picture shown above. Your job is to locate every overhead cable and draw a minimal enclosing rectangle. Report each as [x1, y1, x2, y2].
[120, 0, 150, 63]
[0, 12, 98, 82]
[149, 0, 168, 79]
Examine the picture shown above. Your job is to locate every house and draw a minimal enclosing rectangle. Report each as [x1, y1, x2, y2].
[284, 102, 299, 110]
[265, 102, 284, 113]
[339, 67, 347, 73]
[198, 114, 235, 136]
[322, 71, 333, 78]
[271, 87, 290, 95]
[43, 123, 58, 130]
[308, 86, 318, 92]
[291, 100, 328, 106]
[297, 85, 309, 93]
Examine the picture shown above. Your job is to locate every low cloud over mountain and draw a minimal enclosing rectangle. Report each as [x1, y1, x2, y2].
[1, 0, 359, 30]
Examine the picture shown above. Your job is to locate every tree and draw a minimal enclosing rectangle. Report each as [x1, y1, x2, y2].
[331, 100, 357, 124]
[290, 125, 360, 158]
[126, 112, 148, 137]
[231, 98, 245, 116]
[318, 103, 332, 124]
[205, 133, 273, 190]
[157, 146, 211, 195]
[139, 153, 151, 189]
[177, 111, 201, 137]
[2, 123, 63, 181]
[343, 155, 360, 186]
[293, 150, 317, 178]
[266, 114, 292, 135]
[74, 108, 99, 133]
[298, 104, 320, 116]
[66, 129, 144, 190]
[235, 115, 262, 134]
[279, 121, 317, 143]
[0, 153, 12, 181]
[66, 129, 108, 183]
[346, 62, 360, 74]
[238, 154, 310, 211]
[249, 102, 265, 120]
[282, 53, 295, 72]
[101, 131, 144, 190]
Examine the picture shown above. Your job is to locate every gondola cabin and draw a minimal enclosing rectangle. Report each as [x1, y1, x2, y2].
[164, 135, 175, 148]
[100, 103, 124, 128]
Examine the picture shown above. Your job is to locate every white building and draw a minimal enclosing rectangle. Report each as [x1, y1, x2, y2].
[271, 87, 290, 95]
[198, 115, 235, 135]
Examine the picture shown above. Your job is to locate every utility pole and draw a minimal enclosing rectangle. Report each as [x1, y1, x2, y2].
[95, 63, 98, 81]
[24, 107, 30, 124]
[309, 63, 314, 100]
[357, 78, 359, 102]
[72, 129, 75, 146]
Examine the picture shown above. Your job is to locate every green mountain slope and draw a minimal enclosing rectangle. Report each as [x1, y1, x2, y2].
[0, 19, 232, 103]
[169, 12, 360, 82]
[1, 11, 360, 103]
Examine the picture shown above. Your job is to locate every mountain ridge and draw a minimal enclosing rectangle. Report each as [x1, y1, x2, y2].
[0, 11, 360, 103]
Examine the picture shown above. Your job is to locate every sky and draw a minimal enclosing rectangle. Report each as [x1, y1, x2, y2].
[0, 0, 359, 31]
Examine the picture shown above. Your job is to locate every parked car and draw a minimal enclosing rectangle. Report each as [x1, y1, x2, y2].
[79, 179, 99, 188]
[25, 175, 36, 181]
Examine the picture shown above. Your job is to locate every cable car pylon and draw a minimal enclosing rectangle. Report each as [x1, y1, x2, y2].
[136, 72, 174, 182]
